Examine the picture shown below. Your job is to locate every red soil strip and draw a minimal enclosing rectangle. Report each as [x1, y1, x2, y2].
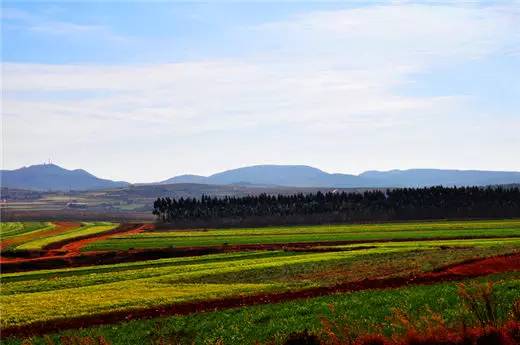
[0, 222, 80, 252]
[439, 254, 520, 276]
[49, 223, 153, 255]
[2, 253, 519, 338]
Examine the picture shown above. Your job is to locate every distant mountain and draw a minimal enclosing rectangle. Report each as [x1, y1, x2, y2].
[0, 164, 129, 191]
[161, 165, 520, 188]
[3, 164, 520, 191]
[161, 165, 368, 188]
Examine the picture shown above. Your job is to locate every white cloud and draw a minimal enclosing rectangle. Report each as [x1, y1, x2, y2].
[255, 4, 518, 65]
[2, 60, 447, 133]
[2, 3, 519, 181]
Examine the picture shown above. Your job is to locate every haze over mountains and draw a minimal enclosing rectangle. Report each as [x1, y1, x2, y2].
[2, 164, 520, 192]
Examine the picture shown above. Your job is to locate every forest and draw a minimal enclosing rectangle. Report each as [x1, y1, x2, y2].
[152, 186, 520, 223]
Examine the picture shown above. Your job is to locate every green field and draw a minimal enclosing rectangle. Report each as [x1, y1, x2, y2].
[85, 219, 520, 251]
[1, 219, 519, 344]
[2, 236, 519, 328]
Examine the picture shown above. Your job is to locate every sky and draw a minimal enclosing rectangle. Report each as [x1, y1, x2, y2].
[1, 1, 520, 183]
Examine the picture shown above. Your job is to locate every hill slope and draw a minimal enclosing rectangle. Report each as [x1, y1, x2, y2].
[0, 164, 129, 191]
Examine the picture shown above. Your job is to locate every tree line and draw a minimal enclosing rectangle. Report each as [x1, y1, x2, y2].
[152, 186, 520, 224]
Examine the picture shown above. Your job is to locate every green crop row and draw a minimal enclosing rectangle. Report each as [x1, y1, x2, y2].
[85, 225, 520, 251]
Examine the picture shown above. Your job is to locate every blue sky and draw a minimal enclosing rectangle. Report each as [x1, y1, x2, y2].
[2, 1, 519, 182]
[3, 2, 350, 63]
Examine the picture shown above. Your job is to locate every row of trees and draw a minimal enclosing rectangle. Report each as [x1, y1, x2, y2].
[152, 186, 520, 224]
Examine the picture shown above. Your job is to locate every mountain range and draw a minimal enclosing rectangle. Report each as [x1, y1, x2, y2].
[2, 163, 520, 191]
[161, 165, 520, 188]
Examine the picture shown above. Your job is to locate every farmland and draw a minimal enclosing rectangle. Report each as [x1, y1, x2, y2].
[16, 222, 117, 251]
[1, 219, 519, 344]
[4, 272, 519, 345]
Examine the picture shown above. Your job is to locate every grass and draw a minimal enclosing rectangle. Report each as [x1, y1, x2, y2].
[84, 219, 520, 251]
[15, 222, 118, 250]
[4, 272, 519, 345]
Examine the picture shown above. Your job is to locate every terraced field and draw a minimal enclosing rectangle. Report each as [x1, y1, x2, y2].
[1, 219, 519, 344]
[0, 222, 118, 253]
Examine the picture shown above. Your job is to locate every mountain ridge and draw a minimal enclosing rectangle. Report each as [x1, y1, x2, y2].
[2, 163, 520, 191]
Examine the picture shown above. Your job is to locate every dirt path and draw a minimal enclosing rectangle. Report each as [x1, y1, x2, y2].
[2, 253, 519, 338]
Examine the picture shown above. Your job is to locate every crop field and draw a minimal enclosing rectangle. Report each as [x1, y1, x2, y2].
[1, 219, 519, 344]
[85, 219, 520, 251]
